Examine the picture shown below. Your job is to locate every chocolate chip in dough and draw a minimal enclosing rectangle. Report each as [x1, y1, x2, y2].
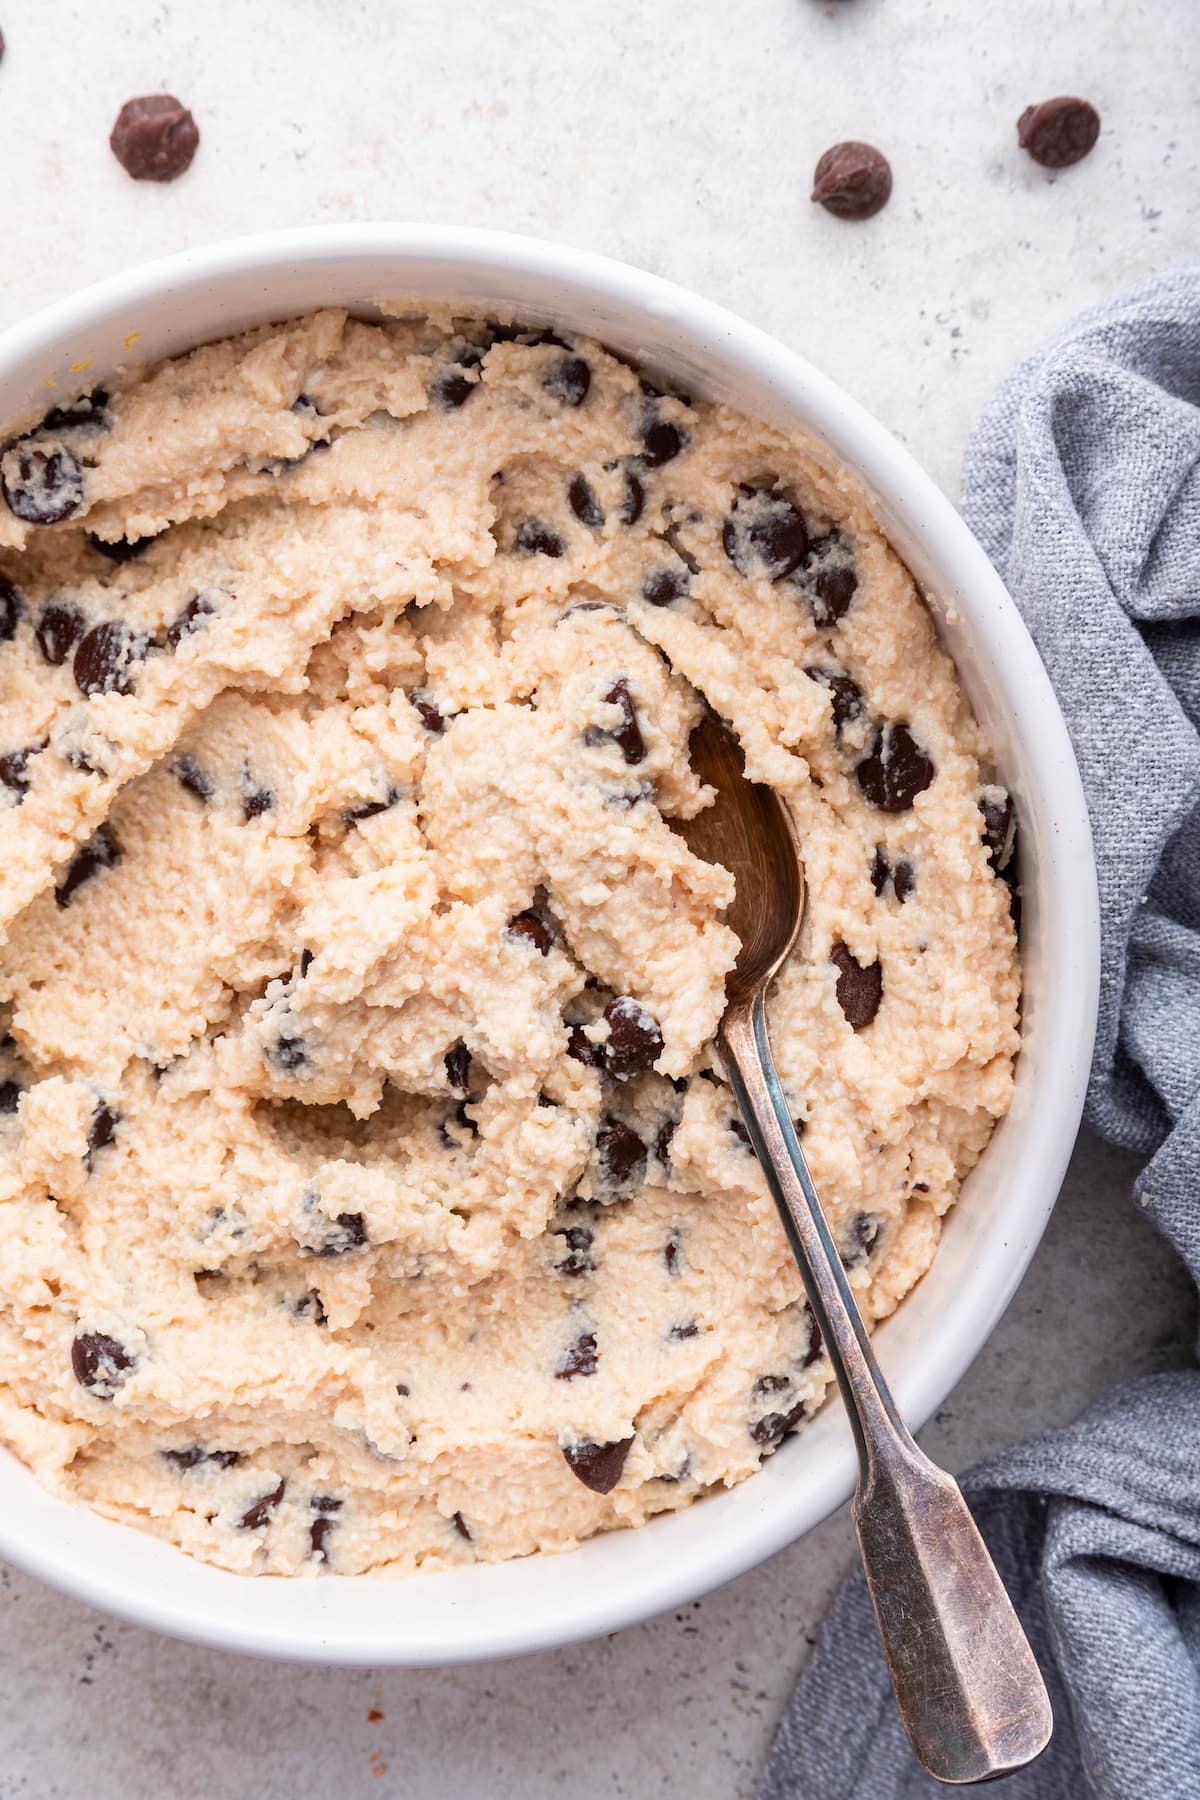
[568, 472, 605, 529]
[174, 754, 215, 802]
[74, 619, 146, 697]
[71, 1330, 136, 1399]
[642, 568, 689, 606]
[42, 390, 109, 433]
[1, 442, 84, 525]
[451, 1510, 473, 1542]
[555, 1330, 599, 1380]
[544, 355, 591, 407]
[555, 1225, 595, 1277]
[34, 601, 86, 665]
[831, 942, 883, 1029]
[596, 1116, 646, 1184]
[444, 1044, 472, 1095]
[303, 1210, 367, 1258]
[0, 1079, 22, 1114]
[410, 689, 445, 733]
[750, 1399, 805, 1449]
[842, 1212, 881, 1267]
[0, 748, 34, 800]
[166, 592, 215, 650]
[506, 910, 553, 955]
[592, 678, 647, 766]
[56, 823, 121, 907]
[869, 845, 890, 895]
[723, 489, 809, 581]
[309, 1516, 336, 1561]
[980, 792, 1015, 871]
[270, 1035, 309, 1074]
[603, 996, 663, 1079]
[241, 779, 275, 821]
[238, 1478, 285, 1530]
[892, 859, 915, 904]
[663, 1229, 682, 1275]
[811, 141, 893, 220]
[811, 562, 858, 625]
[619, 466, 646, 525]
[162, 1445, 241, 1471]
[110, 94, 200, 182]
[514, 519, 566, 558]
[344, 789, 399, 825]
[804, 665, 864, 732]
[857, 721, 935, 812]
[669, 1319, 699, 1341]
[1017, 97, 1100, 169]
[566, 1023, 605, 1069]
[638, 410, 687, 469]
[654, 1117, 676, 1165]
[0, 579, 21, 642]
[87, 1101, 119, 1164]
[803, 1311, 824, 1367]
[561, 1435, 634, 1494]
[89, 531, 154, 563]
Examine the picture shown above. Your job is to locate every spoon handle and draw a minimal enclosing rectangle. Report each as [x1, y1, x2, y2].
[720, 995, 1052, 1786]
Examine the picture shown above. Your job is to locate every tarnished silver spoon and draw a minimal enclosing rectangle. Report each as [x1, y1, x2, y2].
[678, 711, 1052, 1787]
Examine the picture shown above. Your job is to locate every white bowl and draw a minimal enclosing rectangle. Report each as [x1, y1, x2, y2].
[0, 225, 1099, 1664]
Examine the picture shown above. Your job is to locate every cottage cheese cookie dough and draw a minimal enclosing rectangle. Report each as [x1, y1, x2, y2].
[0, 310, 1019, 1575]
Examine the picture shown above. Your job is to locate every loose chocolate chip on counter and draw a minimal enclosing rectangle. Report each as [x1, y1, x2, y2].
[34, 602, 86, 665]
[451, 1509, 473, 1542]
[166, 592, 215, 650]
[87, 1102, 119, 1164]
[842, 1213, 881, 1268]
[174, 754, 215, 802]
[619, 467, 646, 525]
[811, 141, 893, 220]
[445, 1044, 472, 1095]
[831, 942, 883, 1030]
[555, 1329, 600, 1380]
[71, 1330, 136, 1399]
[723, 489, 809, 581]
[567, 473, 605, 529]
[857, 721, 935, 813]
[980, 792, 1015, 871]
[603, 996, 663, 1079]
[804, 666, 864, 732]
[56, 823, 121, 908]
[591, 678, 647, 766]
[162, 1445, 241, 1471]
[597, 1116, 646, 1184]
[506, 910, 553, 955]
[238, 1478, 286, 1531]
[0, 1079, 22, 1114]
[89, 531, 154, 563]
[555, 1225, 595, 1277]
[892, 860, 915, 904]
[811, 562, 858, 625]
[110, 94, 200, 181]
[242, 781, 275, 821]
[642, 568, 689, 607]
[514, 519, 566, 558]
[74, 619, 146, 697]
[1, 442, 85, 525]
[654, 1117, 676, 1165]
[0, 579, 22, 641]
[544, 355, 591, 407]
[410, 689, 445, 733]
[869, 846, 890, 895]
[270, 1035, 309, 1074]
[566, 1023, 605, 1068]
[0, 748, 33, 800]
[663, 1229, 682, 1275]
[1018, 96, 1100, 169]
[562, 1434, 634, 1494]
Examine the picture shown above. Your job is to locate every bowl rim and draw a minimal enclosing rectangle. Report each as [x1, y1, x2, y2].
[0, 223, 1100, 1664]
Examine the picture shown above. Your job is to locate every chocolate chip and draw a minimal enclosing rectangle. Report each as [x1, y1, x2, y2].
[723, 490, 809, 581]
[811, 141, 893, 220]
[242, 781, 274, 821]
[812, 563, 858, 624]
[803, 1312, 824, 1367]
[514, 519, 566, 558]
[506, 910, 553, 955]
[411, 689, 445, 733]
[56, 823, 121, 907]
[0, 1079, 22, 1114]
[980, 793, 1015, 871]
[804, 666, 864, 732]
[669, 1319, 699, 1341]
[555, 1330, 599, 1380]
[750, 1400, 805, 1448]
[270, 1035, 308, 1073]
[110, 94, 200, 181]
[432, 362, 478, 409]
[34, 602, 86, 665]
[568, 473, 605, 528]
[0, 580, 22, 641]
[298, 948, 314, 977]
[642, 568, 689, 606]
[831, 942, 883, 1029]
[597, 1116, 646, 1184]
[0, 748, 33, 800]
[544, 355, 591, 407]
[174, 754, 214, 802]
[857, 722, 935, 812]
[561, 1435, 634, 1494]
[654, 1118, 676, 1165]
[1, 442, 85, 525]
[619, 467, 646, 525]
[842, 1212, 881, 1267]
[162, 1446, 241, 1471]
[892, 860, 915, 904]
[638, 413, 687, 468]
[451, 1510, 473, 1542]
[166, 592, 214, 650]
[238, 1478, 285, 1531]
[295, 1290, 328, 1326]
[310, 1516, 336, 1561]
[308, 1212, 368, 1257]
[344, 789, 399, 825]
[663, 1229, 682, 1275]
[395, 1382, 411, 1397]
[870, 846, 890, 895]
[71, 1330, 136, 1399]
[595, 678, 646, 765]
[566, 1024, 605, 1068]
[445, 1044, 472, 1095]
[42, 391, 109, 433]
[754, 1374, 791, 1399]
[1018, 96, 1100, 169]
[87, 1102, 119, 1163]
[74, 619, 146, 697]
[603, 996, 663, 1079]
[555, 1225, 595, 1277]
[89, 532, 154, 563]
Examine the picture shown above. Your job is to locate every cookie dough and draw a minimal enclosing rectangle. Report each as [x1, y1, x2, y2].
[0, 309, 1019, 1575]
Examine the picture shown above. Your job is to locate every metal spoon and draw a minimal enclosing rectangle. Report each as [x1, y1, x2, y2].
[678, 711, 1052, 1786]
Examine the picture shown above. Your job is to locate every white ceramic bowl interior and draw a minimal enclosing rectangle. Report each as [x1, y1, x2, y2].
[0, 226, 1099, 1664]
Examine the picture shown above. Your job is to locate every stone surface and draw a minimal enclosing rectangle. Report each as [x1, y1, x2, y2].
[0, 1, 1196, 1796]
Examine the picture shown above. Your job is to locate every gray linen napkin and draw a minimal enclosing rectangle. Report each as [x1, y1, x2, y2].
[760, 264, 1200, 1800]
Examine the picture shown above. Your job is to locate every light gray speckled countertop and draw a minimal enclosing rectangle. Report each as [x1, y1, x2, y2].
[0, 3, 1196, 1796]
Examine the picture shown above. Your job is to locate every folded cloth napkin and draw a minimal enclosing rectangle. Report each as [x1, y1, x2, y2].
[760, 264, 1200, 1800]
